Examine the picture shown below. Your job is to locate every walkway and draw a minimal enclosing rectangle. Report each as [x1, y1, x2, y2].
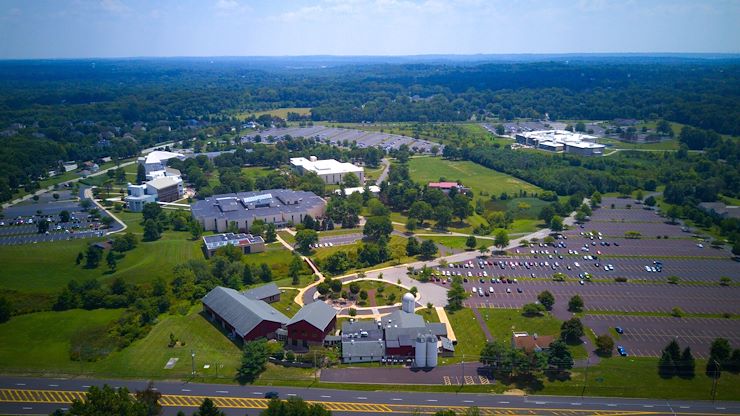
[84, 187, 127, 235]
[275, 233, 326, 307]
[471, 307, 494, 342]
[375, 158, 391, 186]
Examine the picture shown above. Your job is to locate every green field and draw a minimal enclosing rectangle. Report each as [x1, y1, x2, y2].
[418, 307, 439, 323]
[270, 288, 301, 317]
[312, 235, 413, 276]
[408, 157, 542, 202]
[0, 231, 201, 294]
[237, 107, 312, 120]
[0, 308, 124, 374]
[318, 227, 363, 237]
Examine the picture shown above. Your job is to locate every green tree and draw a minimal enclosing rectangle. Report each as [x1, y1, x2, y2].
[522, 303, 545, 316]
[142, 202, 163, 223]
[66, 384, 151, 416]
[433, 205, 453, 229]
[667, 205, 680, 224]
[343, 172, 360, 187]
[537, 291, 554, 311]
[260, 397, 331, 416]
[259, 263, 273, 282]
[595, 334, 614, 356]
[0, 296, 11, 323]
[658, 350, 676, 378]
[420, 239, 438, 259]
[106, 250, 117, 271]
[549, 215, 563, 232]
[237, 339, 269, 384]
[295, 229, 318, 254]
[242, 265, 254, 286]
[560, 317, 584, 343]
[76, 252, 84, 265]
[189, 220, 203, 240]
[644, 195, 656, 207]
[465, 235, 477, 250]
[446, 276, 467, 311]
[143, 219, 161, 241]
[567, 295, 584, 312]
[193, 398, 225, 416]
[264, 223, 277, 243]
[406, 237, 421, 256]
[363, 215, 393, 241]
[664, 339, 681, 362]
[134, 382, 162, 416]
[85, 245, 103, 268]
[37, 219, 49, 234]
[493, 229, 509, 252]
[136, 163, 147, 184]
[405, 217, 417, 232]
[60, 210, 71, 222]
[547, 339, 574, 372]
[679, 347, 696, 378]
[591, 191, 602, 206]
[289, 255, 303, 286]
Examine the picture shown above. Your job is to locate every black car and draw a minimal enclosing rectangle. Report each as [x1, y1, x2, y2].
[265, 391, 279, 399]
[615, 326, 624, 334]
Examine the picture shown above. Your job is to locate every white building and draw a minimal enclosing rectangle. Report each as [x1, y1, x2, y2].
[290, 156, 365, 185]
[334, 185, 380, 197]
[515, 130, 605, 156]
[125, 184, 156, 212]
[139, 150, 186, 179]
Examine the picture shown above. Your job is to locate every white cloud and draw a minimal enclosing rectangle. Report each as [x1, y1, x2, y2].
[99, 0, 130, 14]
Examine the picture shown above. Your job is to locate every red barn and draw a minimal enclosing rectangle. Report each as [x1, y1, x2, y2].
[202, 286, 288, 341]
[287, 301, 337, 348]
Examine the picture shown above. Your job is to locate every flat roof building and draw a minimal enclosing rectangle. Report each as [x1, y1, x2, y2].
[290, 156, 365, 185]
[515, 130, 605, 156]
[191, 189, 326, 233]
[202, 233, 266, 258]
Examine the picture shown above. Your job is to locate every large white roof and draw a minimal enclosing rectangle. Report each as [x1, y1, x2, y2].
[290, 157, 363, 175]
[144, 150, 184, 165]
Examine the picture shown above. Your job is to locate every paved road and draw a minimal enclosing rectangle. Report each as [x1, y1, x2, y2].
[375, 158, 390, 186]
[0, 376, 737, 416]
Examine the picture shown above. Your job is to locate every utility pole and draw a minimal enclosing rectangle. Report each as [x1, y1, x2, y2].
[710, 359, 720, 402]
[581, 358, 590, 398]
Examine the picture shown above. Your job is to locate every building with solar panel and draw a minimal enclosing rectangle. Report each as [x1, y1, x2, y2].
[191, 189, 326, 233]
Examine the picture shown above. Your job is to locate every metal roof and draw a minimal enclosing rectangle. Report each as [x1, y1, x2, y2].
[243, 283, 281, 301]
[342, 340, 385, 358]
[203, 233, 264, 251]
[287, 300, 337, 330]
[202, 286, 288, 337]
[191, 189, 325, 223]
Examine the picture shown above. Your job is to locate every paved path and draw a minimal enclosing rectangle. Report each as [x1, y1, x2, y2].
[471, 307, 494, 342]
[275, 233, 325, 307]
[84, 188, 127, 235]
[435, 307, 456, 343]
[375, 158, 390, 186]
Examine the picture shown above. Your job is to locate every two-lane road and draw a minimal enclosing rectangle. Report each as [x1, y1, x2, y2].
[0, 376, 738, 415]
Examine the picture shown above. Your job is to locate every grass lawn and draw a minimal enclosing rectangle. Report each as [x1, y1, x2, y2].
[93, 305, 243, 380]
[478, 308, 587, 360]
[257, 363, 316, 385]
[418, 307, 440, 323]
[312, 235, 414, 276]
[0, 308, 124, 374]
[243, 242, 310, 278]
[318, 227, 363, 237]
[345, 280, 406, 307]
[443, 308, 487, 365]
[600, 137, 680, 151]
[408, 157, 542, 203]
[237, 107, 312, 120]
[364, 165, 385, 182]
[419, 235, 478, 251]
[241, 166, 274, 180]
[270, 288, 301, 317]
[277, 230, 296, 245]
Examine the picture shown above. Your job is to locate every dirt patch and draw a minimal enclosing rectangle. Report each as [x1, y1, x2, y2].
[503, 389, 526, 396]
[367, 289, 377, 307]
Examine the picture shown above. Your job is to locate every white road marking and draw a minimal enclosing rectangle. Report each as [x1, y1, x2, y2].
[49, 384, 59, 387]
[499, 401, 509, 404]
[643, 405, 653, 408]
[181, 389, 191, 392]
[392, 398, 403, 401]
[287, 394, 297, 396]
[607, 404, 617, 407]
[15, 383, 25, 386]
[357, 397, 367, 400]
[427, 399, 438, 402]
[571, 403, 581, 406]
[463, 400, 475, 403]
[82, 385, 91, 388]
[320, 395, 332, 398]
[252, 392, 263, 395]
[22, 407, 32, 410]
[535, 401, 546, 405]
[216, 390, 229, 394]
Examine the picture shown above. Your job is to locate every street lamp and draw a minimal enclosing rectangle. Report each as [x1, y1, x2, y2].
[191, 350, 196, 376]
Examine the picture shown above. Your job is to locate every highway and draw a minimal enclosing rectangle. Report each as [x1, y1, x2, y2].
[1, 376, 738, 415]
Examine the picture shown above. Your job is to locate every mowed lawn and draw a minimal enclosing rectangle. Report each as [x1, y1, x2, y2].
[93, 306, 243, 380]
[443, 308, 487, 364]
[479, 308, 587, 359]
[237, 107, 312, 120]
[408, 157, 542, 202]
[0, 309, 124, 374]
[0, 231, 203, 293]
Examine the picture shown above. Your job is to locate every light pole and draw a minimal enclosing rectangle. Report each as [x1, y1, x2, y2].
[191, 350, 196, 377]
[581, 358, 590, 398]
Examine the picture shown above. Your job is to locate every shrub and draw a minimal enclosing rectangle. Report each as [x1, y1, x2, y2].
[671, 307, 684, 317]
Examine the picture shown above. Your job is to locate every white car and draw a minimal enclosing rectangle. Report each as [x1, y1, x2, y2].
[574, 262, 580, 268]
[489, 286, 494, 293]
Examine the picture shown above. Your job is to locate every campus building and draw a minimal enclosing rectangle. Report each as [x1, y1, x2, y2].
[515, 130, 605, 156]
[191, 189, 326, 233]
[290, 156, 365, 185]
[286, 301, 338, 348]
[139, 150, 186, 179]
[202, 233, 266, 258]
[427, 182, 471, 194]
[340, 293, 453, 366]
[202, 286, 289, 342]
[125, 175, 184, 212]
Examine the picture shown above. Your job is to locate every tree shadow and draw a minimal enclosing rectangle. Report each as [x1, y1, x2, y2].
[544, 369, 572, 382]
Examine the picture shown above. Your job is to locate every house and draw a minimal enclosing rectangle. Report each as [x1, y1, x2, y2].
[290, 156, 365, 185]
[202, 287, 288, 342]
[243, 282, 281, 303]
[191, 189, 326, 233]
[511, 332, 555, 353]
[286, 300, 338, 348]
[428, 182, 470, 194]
[202, 233, 266, 258]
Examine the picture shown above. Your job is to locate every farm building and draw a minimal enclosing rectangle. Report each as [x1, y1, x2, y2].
[201, 286, 288, 342]
[340, 293, 453, 367]
[286, 300, 338, 348]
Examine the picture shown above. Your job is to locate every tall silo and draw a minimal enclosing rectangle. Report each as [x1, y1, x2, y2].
[402, 292, 415, 313]
[414, 335, 427, 368]
[426, 334, 438, 368]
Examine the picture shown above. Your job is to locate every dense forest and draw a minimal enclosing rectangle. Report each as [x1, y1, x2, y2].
[0, 57, 738, 202]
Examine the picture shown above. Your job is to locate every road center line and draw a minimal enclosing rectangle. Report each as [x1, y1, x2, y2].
[320, 395, 331, 398]
[392, 398, 403, 401]
[463, 400, 475, 403]
[15, 383, 26, 386]
[499, 401, 509, 404]
[571, 403, 581, 405]
[287, 393, 296, 396]
[607, 404, 617, 407]
[49, 384, 59, 387]
[426, 399, 438, 402]
[216, 390, 228, 394]
[356, 397, 367, 400]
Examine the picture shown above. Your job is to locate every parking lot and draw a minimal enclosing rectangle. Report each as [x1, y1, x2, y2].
[242, 125, 441, 153]
[583, 314, 740, 358]
[0, 189, 119, 245]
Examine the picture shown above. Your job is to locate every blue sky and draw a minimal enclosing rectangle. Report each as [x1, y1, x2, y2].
[1, 0, 738, 58]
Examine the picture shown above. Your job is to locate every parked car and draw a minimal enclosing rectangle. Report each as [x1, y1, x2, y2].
[617, 346, 628, 356]
[615, 326, 624, 334]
